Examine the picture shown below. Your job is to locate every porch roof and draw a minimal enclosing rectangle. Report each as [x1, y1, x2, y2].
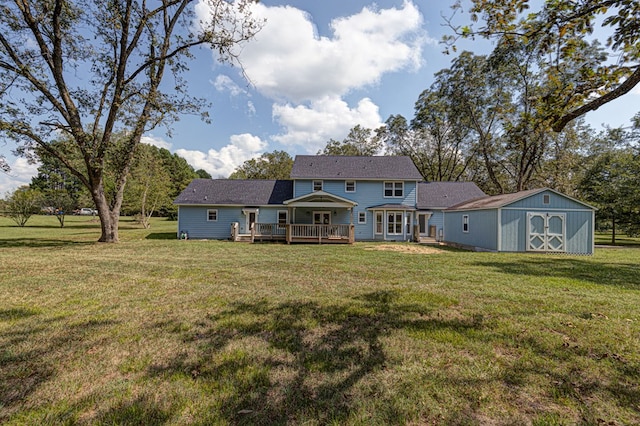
[367, 203, 416, 211]
[283, 190, 358, 208]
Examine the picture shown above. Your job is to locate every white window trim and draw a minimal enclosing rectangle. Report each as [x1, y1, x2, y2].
[207, 209, 218, 222]
[383, 181, 404, 198]
[463, 214, 469, 233]
[543, 194, 550, 205]
[358, 211, 366, 224]
[313, 180, 323, 191]
[387, 211, 403, 235]
[345, 180, 356, 193]
[313, 211, 331, 225]
[277, 210, 288, 228]
[375, 212, 383, 235]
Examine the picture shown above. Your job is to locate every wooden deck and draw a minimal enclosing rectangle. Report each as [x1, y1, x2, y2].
[232, 223, 354, 244]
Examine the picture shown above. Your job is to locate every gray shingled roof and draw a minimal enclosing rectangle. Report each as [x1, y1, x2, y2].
[417, 181, 487, 209]
[174, 179, 293, 205]
[290, 155, 423, 180]
[446, 188, 544, 210]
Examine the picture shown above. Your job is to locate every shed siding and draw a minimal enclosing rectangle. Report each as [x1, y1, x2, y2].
[500, 209, 593, 254]
[444, 210, 498, 250]
[507, 190, 588, 210]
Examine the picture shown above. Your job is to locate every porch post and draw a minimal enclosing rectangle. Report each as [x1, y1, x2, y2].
[349, 207, 353, 225]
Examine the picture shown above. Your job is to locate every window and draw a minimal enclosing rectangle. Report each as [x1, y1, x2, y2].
[375, 212, 383, 234]
[543, 194, 550, 205]
[384, 181, 404, 198]
[462, 215, 469, 233]
[387, 212, 403, 235]
[207, 209, 218, 222]
[358, 211, 366, 224]
[313, 180, 323, 191]
[277, 210, 288, 228]
[345, 181, 356, 192]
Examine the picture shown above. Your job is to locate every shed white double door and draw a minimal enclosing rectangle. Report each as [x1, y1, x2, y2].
[527, 212, 566, 252]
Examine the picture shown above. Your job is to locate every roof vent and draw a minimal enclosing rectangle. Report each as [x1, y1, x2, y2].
[204, 196, 207, 200]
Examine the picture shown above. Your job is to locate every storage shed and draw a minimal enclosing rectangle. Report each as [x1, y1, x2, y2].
[443, 188, 596, 254]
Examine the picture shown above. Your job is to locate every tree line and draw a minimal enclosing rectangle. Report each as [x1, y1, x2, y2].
[1, 0, 638, 242]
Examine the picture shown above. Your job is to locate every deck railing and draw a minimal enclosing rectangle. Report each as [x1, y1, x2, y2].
[287, 224, 353, 243]
[232, 222, 354, 243]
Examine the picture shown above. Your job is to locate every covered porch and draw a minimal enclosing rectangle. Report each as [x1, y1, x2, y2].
[231, 191, 358, 244]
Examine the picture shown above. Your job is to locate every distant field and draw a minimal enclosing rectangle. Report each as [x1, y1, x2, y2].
[1, 215, 639, 425]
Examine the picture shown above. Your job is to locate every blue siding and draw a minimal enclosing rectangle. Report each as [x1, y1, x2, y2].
[444, 210, 499, 251]
[500, 208, 593, 254]
[178, 206, 285, 239]
[178, 206, 241, 239]
[507, 190, 590, 210]
[294, 180, 417, 208]
[427, 211, 444, 238]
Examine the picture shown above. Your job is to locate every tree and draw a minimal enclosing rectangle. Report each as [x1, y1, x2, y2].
[0, 0, 260, 242]
[195, 169, 212, 179]
[318, 125, 382, 156]
[5, 186, 42, 227]
[123, 144, 172, 228]
[229, 150, 294, 180]
[579, 148, 640, 243]
[447, 0, 640, 132]
[45, 190, 77, 227]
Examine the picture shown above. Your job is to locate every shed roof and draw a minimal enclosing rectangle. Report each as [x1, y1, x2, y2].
[446, 188, 596, 211]
[417, 181, 487, 209]
[290, 155, 423, 180]
[173, 179, 293, 206]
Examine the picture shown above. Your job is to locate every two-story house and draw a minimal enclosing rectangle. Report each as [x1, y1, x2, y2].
[173, 155, 596, 253]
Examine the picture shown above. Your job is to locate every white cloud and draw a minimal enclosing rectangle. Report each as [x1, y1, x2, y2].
[272, 96, 384, 152]
[633, 84, 640, 95]
[228, 1, 428, 103]
[175, 133, 267, 178]
[141, 134, 173, 150]
[0, 157, 40, 196]
[213, 75, 247, 97]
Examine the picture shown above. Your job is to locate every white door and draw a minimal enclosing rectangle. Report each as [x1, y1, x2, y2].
[527, 212, 565, 252]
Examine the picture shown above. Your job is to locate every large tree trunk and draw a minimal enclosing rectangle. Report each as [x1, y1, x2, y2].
[91, 180, 122, 243]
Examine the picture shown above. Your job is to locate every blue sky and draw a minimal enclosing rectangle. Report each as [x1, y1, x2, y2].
[1, 0, 638, 193]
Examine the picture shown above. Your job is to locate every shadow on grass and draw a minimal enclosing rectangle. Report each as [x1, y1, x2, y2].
[475, 257, 640, 289]
[145, 232, 176, 240]
[0, 316, 119, 422]
[145, 290, 483, 425]
[0, 238, 94, 248]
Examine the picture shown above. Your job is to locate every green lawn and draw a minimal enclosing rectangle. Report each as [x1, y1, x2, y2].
[1, 216, 639, 425]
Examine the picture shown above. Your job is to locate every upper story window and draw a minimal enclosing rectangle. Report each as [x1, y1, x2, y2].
[313, 180, 323, 191]
[384, 181, 404, 198]
[543, 194, 550, 205]
[345, 181, 356, 193]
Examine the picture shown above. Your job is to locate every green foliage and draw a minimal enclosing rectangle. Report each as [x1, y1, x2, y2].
[123, 145, 174, 229]
[0, 0, 260, 242]
[5, 186, 42, 227]
[229, 150, 294, 180]
[318, 125, 382, 156]
[579, 144, 640, 242]
[449, 0, 640, 131]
